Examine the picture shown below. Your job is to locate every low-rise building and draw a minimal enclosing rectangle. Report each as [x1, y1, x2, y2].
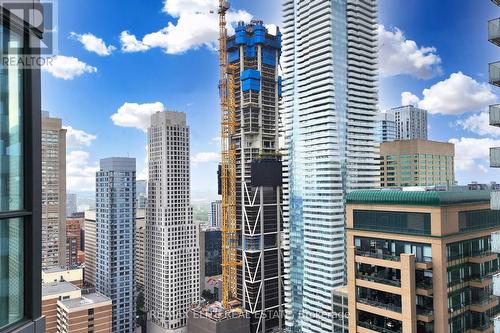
[42, 282, 82, 333]
[42, 267, 84, 288]
[57, 293, 112, 333]
[346, 190, 500, 332]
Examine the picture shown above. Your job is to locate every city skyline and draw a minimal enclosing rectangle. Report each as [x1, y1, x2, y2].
[43, 0, 500, 202]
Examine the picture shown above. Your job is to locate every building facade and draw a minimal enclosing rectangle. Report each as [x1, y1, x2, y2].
[57, 293, 112, 333]
[387, 105, 428, 141]
[42, 112, 67, 268]
[0, 1, 45, 330]
[84, 210, 97, 286]
[489, 3, 500, 209]
[96, 158, 136, 333]
[346, 190, 500, 332]
[135, 209, 146, 290]
[380, 140, 455, 188]
[281, 0, 379, 331]
[146, 112, 199, 333]
[66, 218, 83, 266]
[67, 193, 77, 217]
[209, 200, 222, 228]
[227, 21, 284, 332]
[378, 112, 397, 143]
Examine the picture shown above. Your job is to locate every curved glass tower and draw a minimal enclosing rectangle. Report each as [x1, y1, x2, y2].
[281, 0, 379, 332]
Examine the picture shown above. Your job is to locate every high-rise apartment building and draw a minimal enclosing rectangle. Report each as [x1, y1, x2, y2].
[378, 112, 397, 143]
[0, 2, 45, 330]
[226, 21, 284, 332]
[346, 190, 500, 332]
[66, 218, 83, 266]
[137, 180, 147, 209]
[145, 111, 199, 333]
[209, 200, 222, 228]
[282, 0, 379, 331]
[380, 140, 455, 188]
[387, 105, 428, 141]
[96, 158, 136, 333]
[84, 210, 97, 286]
[42, 112, 67, 268]
[135, 209, 146, 290]
[489, 4, 500, 210]
[67, 193, 78, 217]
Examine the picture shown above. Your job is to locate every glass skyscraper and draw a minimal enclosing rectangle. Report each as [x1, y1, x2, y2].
[281, 0, 379, 332]
[96, 157, 136, 332]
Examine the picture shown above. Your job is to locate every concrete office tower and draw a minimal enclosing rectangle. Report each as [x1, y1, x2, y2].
[42, 112, 67, 268]
[146, 112, 199, 333]
[227, 21, 284, 333]
[378, 112, 397, 143]
[387, 105, 428, 141]
[96, 158, 136, 333]
[67, 193, 77, 217]
[281, 0, 379, 332]
[137, 180, 148, 209]
[209, 200, 222, 227]
[489, 5, 500, 209]
[84, 210, 97, 286]
[346, 190, 500, 332]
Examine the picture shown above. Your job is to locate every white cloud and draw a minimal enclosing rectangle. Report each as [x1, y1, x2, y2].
[67, 151, 99, 192]
[64, 126, 97, 147]
[457, 112, 500, 137]
[120, 0, 252, 54]
[42, 55, 97, 80]
[401, 92, 420, 106]
[70, 32, 116, 56]
[111, 102, 166, 132]
[449, 137, 500, 173]
[401, 72, 498, 115]
[192, 152, 219, 164]
[378, 25, 442, 79]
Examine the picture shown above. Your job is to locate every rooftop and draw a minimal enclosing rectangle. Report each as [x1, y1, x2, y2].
[347, 190, 491, 207]
[59, 293, 111, 310]
[42, 281, 80, 297]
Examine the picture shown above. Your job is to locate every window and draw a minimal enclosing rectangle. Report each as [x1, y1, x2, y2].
[353, 210, 431, 235]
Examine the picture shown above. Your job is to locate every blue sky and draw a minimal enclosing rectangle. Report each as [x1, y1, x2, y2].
[42, 0, 500, 201]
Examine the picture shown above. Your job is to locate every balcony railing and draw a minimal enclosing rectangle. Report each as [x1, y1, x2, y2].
[491, 147, 500, 168]
[355, 250, 401, 262]
[490, 62, 500, 87]
[358, 298, 402, 313]
[358, 321, 402, 333]
[357, 273, 401, 287]
[489, 18, 500, 46]
[491, 105, 500, 127]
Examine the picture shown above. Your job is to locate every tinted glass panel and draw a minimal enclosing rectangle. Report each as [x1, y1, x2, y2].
[353, 210, 431, 235]
[0, 218, 23, 329]
[459, 210, 500, 232]
[0, 26, 23, 212]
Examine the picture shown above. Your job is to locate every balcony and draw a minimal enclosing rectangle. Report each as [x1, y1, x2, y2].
[491, 147, 500, 168]
[357, 311, 402, 333]
[357, 264, 401, 288]
[491, 105, 500, 127]
[470, 295, 499, 312]
[416, 307, 434, 323]
[471, 323, 494, 333]
[489, 18, 500, 46]
[490, 62, 500, 87]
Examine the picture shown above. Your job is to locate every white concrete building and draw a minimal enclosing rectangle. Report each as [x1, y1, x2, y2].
[208, 200, 221, 228]
[281, 0, 379, 332]
[387, 105, 428, 141]
[145, 112, 199, 333]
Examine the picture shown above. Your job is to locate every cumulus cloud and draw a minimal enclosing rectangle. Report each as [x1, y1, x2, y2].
[449, 137, 500, 174]
[67, 151, 99, 192]
[401, 72, 497, 115]
[457, 112, 500, 137]
[378, 25, 442, 79]
[64, 126, 97, 147]
[70, 32, 116, 56]
[401, 92, 420, 106]
[192, 152, 219, 164]
[111, 102, 166, 132]
[120, 0, 252, 54]
[42, 55, 97, 80]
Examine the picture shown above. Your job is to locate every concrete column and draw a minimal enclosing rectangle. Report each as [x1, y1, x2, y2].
[400, 254, 417, 333]
[432, 242, 448, 333]
[347, 245, 358, 333]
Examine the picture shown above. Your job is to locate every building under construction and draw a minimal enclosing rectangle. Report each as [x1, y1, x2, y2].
[228, 21, 284, 333]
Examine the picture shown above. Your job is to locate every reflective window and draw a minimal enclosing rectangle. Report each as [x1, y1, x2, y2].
[353, 210, 431, 235]
[0, 26, 23, 212]
[0, 218, 24, 329]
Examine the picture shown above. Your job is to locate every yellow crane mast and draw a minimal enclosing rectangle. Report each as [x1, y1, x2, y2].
[218, 0, 238, 309]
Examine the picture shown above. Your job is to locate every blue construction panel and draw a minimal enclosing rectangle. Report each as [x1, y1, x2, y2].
[262, 48, 276, 66]
[235, 24, 247, 45]
[241, 69, 261, 92]
[245, 46, 256, 58]
[228, 49, 240, 63]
